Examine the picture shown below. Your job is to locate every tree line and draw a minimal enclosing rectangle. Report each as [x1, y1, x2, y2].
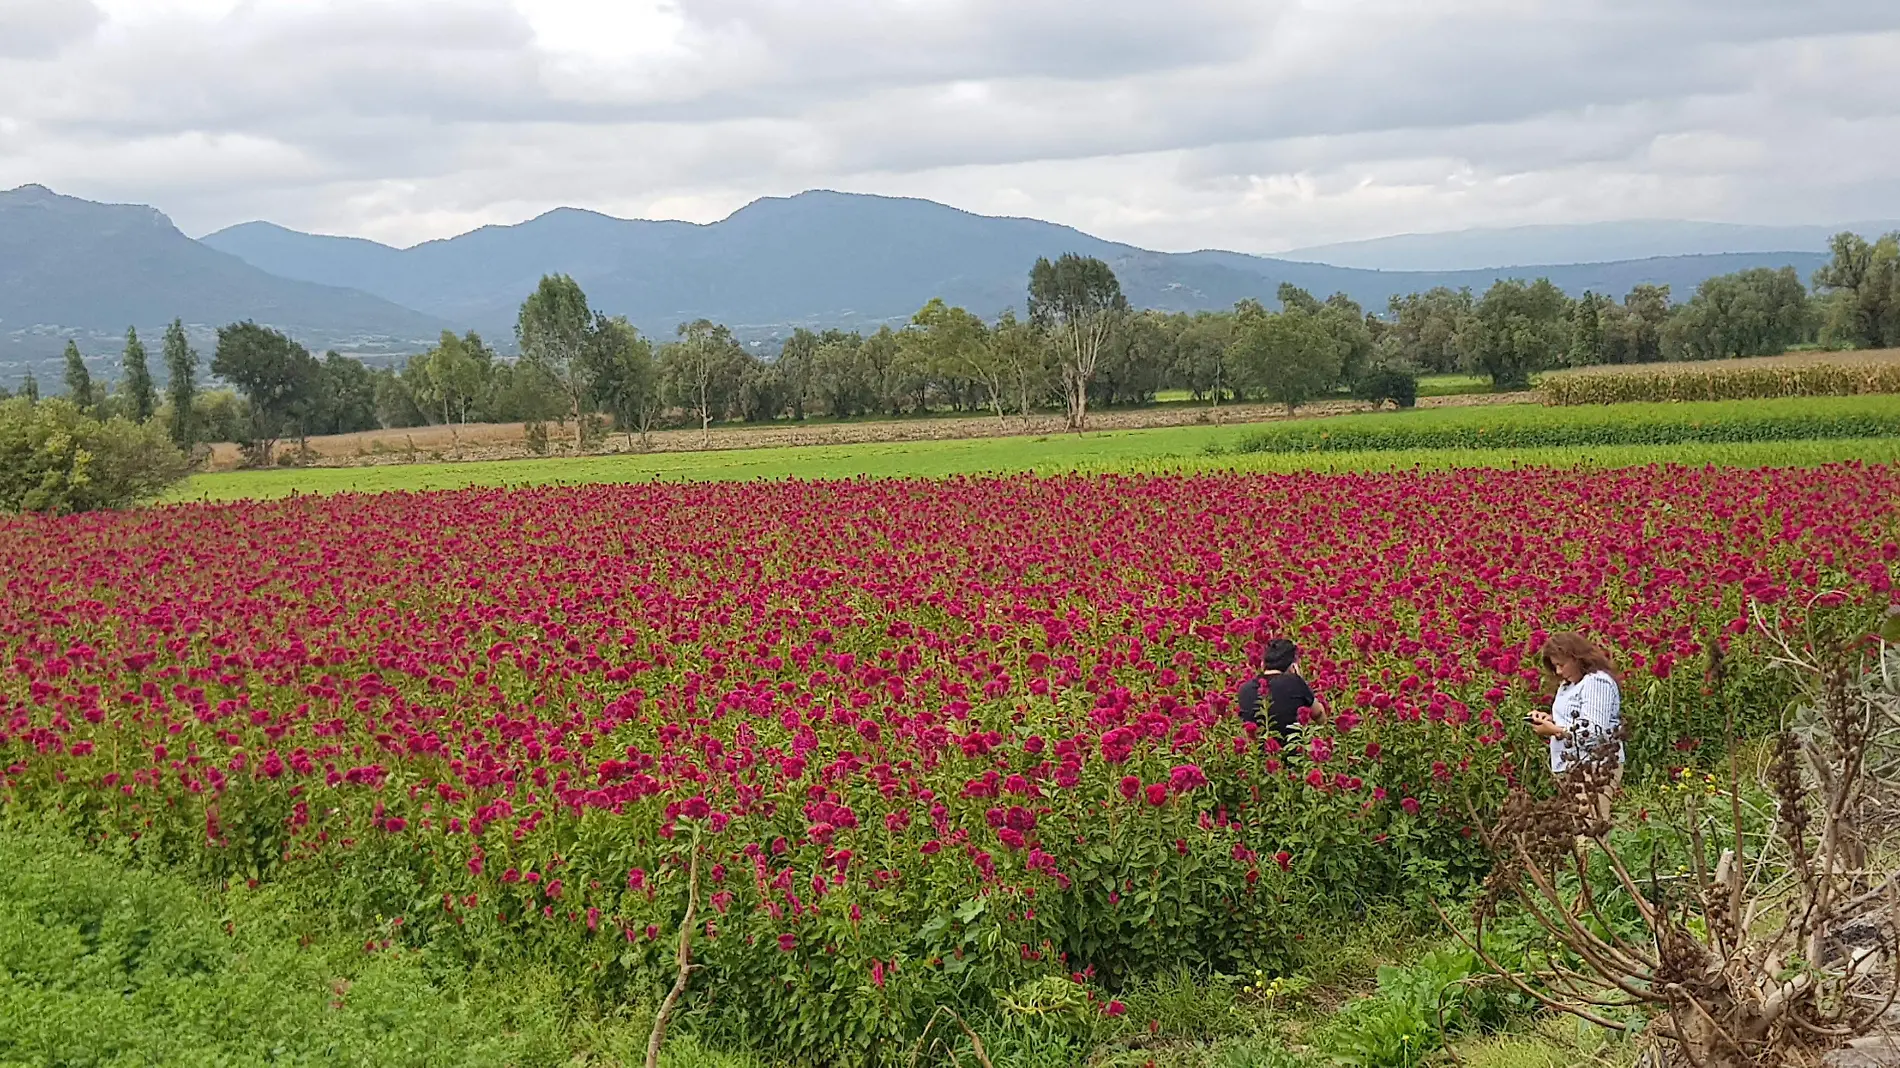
[7, 229, 1898, 467]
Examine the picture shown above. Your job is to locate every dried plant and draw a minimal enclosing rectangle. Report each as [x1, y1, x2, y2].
[1452, 597, 1900, 1068]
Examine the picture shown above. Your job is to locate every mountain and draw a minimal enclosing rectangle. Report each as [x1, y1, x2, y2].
[0, 184, 451, 385]
[1279, 219, 1899, 272]
[201, 190, 1839, 349]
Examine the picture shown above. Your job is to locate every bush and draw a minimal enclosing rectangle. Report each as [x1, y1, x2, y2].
[1537, 359, 1900, 405]
[1232, 395, 1900, 454]
[1353, 364, 1420, 409]
[0, 397, 191, 514]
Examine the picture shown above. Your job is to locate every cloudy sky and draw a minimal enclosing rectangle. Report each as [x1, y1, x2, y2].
[2, 0, 1897, 252]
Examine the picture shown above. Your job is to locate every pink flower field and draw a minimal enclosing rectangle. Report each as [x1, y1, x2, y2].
[2, 465, 1896, 1055]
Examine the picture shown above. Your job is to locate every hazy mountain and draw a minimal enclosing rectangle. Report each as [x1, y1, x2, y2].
[1279, 219, 1896, 272]
[1, 184, 1844, 387]
[202, 191, 1836, 348]
[0, 184, 452, 385]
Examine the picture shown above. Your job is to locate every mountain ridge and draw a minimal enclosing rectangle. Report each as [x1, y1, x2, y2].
[199, 189, 1835, 347]
[1, 184, 1846, 384]
[0, 184, 453, 382]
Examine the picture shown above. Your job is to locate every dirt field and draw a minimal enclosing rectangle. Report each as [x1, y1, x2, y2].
[205, 392, 1534, 471]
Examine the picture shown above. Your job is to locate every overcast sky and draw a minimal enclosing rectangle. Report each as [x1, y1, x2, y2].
[2, 0, 1897, 252]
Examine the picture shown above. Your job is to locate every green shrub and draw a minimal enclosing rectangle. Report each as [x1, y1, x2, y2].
[0, 397, 191, 513]
[1233, 395, 1900, 455]
[1537, 360, 1900, 405]
[1353, 364, 1420, 409]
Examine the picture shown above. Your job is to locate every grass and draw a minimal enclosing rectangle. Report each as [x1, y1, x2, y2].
[171, 423, 1900, 501]
[0, 825, 673, 1068]
[1228, 393, 1900, 453]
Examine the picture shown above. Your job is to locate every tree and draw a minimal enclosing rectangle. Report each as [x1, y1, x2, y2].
[1664, 267, 1812, 361]
[163, 319, 198, 448]
[1567, 291, 1606, 366]
[989, 311, 1052, 420]
[415, 331, 495, 426]
[1386, 287, 1473, 374]
[589, 316, 662, 449]
[661, 320, 749, 443]
[1028, 254, 1127, 431]
[308, 352, 381, 435]
[1457, 278, 1569, 390]
[1228, 307, 1342, 414]
[63, 341, 93, 410]
[211, 321, 321, 465]
[21, 372, 38, 403]
[1173, 311, 1237, 414]
[516, 274, 598, 447]
[1317, 293, 1375, 391]
[1813, 231, 1900, 350]
[122, 327, 156, 422]
[0, 397, 190, 513]
[1605, 283, 1670, 364]
[905, 298, 1005, 421]
[775, 329, 821, 421]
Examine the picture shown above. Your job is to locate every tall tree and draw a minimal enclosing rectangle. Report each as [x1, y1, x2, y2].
[1568, 291, 1606, 366]
[989, 310, 1050, 420]
[1228, 308, 1342, 414]
[516, 274, 598, 447]
[661, 319, 748, 444]
[1174, 311, 1237, 415]
[211, 321, 321, 465]
[589, 316, 662, 450]
[308, 352, 381, 435]
[1664, 267, 1812, 360]
[1386, 287, 1473, 374]
[415, 331, 495, 425]
[122, 327, 156, 422]
[775, 329, 821, 421]
[163, 319, 198, 448]
[1813, 231, 1900, 350]
[21, 372, 39, 403]
[1028, 254, 1126, 431]
[62, 342, 93, 409]
[905, 298, 1004, 421]
[1457, 278, 1570, 390]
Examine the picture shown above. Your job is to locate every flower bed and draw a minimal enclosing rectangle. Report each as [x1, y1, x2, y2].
[2, 467, 1895, 1061]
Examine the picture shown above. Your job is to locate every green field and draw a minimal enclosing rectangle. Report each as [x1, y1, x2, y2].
[171, 405, 1900, 504]
[1229, 393, 1900, 453]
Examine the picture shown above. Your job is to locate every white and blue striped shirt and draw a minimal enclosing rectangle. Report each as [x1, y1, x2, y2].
[1550, 670, 1623, 773]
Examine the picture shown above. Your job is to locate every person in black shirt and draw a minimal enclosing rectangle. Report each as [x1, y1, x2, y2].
[1237, 638, 1322, 741]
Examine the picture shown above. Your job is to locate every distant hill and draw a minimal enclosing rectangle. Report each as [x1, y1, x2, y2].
[0, 184, 451, 386]
[1279, 219, 1896, 272]
[201, 191, 1833, 350]
[2, 184, 1846, 387]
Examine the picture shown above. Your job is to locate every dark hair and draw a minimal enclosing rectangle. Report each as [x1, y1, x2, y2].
[1262, 638, 1298, 672]
[1539, 632, 1614, 681]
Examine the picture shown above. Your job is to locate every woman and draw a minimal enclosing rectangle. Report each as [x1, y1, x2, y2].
[1237, 638, 1324, 742]
[1527, 632, 1624, 821]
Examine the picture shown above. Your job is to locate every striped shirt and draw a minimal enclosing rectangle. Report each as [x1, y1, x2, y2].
[1549, 670, 1623, 773]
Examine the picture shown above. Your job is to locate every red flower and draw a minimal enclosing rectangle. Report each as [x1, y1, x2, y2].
[1144, 784, 1169, 807]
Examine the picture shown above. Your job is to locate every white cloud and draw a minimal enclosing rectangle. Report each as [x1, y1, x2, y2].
[0, 0, 1895, 250]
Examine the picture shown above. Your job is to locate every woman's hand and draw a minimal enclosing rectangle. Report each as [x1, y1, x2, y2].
[1526, 711, 1568, 739]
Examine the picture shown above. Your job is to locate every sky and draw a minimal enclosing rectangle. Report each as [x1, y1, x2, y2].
[2, 0, 1897, 253]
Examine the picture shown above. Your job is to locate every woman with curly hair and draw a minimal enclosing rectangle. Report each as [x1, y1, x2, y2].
[1526, 632, 1624, 825]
